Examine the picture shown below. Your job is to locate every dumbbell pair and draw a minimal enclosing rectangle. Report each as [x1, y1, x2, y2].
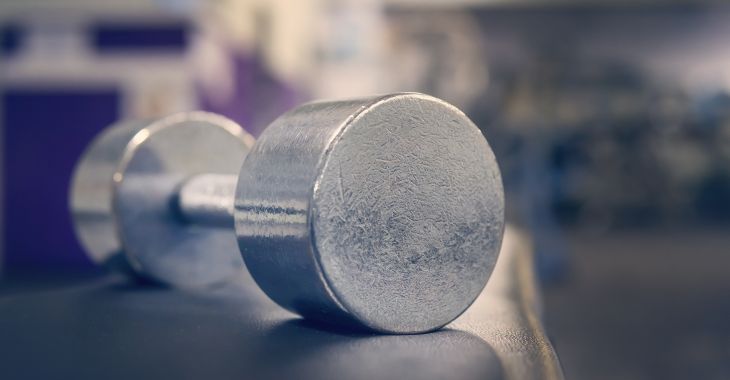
[71, 93, 505, 334]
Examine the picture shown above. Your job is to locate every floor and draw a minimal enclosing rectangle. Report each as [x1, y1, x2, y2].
[543, 228, 730, 380]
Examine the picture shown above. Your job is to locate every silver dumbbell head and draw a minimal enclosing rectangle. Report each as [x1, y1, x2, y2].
[235, 93, 505, 333]
[70, 112, 255, 288]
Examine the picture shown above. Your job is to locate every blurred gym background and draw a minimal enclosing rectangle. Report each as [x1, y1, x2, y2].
[1, 1, 729, 379]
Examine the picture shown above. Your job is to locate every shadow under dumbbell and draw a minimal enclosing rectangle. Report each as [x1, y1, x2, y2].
[250, 319, 505, 380]
[0, 274, 505, 380]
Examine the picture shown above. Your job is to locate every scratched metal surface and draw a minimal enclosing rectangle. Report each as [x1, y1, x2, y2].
[235, 93, 504, 333]
[0, 227, 562, 380]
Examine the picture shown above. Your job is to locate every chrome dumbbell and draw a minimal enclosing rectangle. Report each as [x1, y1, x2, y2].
[70, 93, 505, 334]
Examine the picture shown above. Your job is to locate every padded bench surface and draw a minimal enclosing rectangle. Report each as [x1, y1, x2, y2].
[0, 228, 562, 380]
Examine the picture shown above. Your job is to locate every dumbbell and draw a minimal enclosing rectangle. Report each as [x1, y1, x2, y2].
[70, 93, 505, 334]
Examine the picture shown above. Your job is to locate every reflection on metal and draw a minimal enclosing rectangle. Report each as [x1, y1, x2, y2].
[177, 174, 239, 227]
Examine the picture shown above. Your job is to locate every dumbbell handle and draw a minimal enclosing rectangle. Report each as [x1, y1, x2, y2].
[176, 173, 238, 228]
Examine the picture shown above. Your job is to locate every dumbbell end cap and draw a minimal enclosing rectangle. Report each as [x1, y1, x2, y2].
[72, 112, 254, 288]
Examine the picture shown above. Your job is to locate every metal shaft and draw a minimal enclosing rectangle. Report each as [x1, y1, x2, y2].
[176, 173, 238, 227]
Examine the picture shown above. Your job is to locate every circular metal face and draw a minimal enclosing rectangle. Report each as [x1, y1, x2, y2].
[70, 120, 153, 274]
[114, 112, 254, 288]
[236, 93, 504, 333]
[312, 94, 504, 332]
